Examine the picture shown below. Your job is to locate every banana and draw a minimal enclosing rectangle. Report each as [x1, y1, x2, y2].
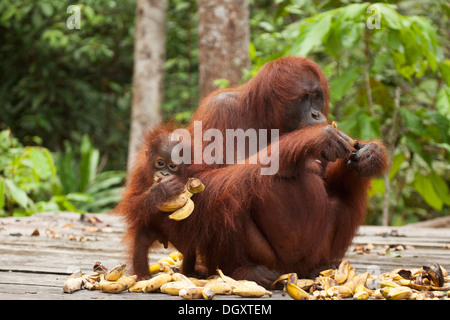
[104, 264, 126, 281]
[160, 281, 189, 296]
[62, 271, 84, 293]
[286, 282, 310, 300]
[99, 275, 127, 294]
[178, 287, 204, 299]
[186, 178, 205, 193]
[320, 269, 335, 277]
[143, 273, 173, 293]
[149, 262, 165, 274]
[101, 281, 127, 294]
[172, 273, 196, 286]
[168, 198, 195, 221]
[202, 287, 216, 300]
[386, 286, 413, 300]
[129, 280, 150, 293]
[330, 285, 353, 298]
[169, 251, 183, 262]
[344, 272, 368, 294]
[217, 269, 241, 288]
[116, 275, 137, 289]
[335, 260, 351, 284]
[285, 273, 310, 300]
[158, 190, 191, 212]
[353, 290, 369, 300]
[233, 285, 272, 298]
[158, 178, 205, 212]
[205, 281, 233, 295]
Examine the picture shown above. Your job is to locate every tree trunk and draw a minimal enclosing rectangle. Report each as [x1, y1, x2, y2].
[128, 0, 167, 171]
[198, 0, 250, 98]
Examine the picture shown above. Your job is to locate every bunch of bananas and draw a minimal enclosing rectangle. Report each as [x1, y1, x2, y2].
[157, 178, 205, 221]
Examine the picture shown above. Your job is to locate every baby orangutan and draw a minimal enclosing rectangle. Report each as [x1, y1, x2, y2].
[115, 127, 187, 279]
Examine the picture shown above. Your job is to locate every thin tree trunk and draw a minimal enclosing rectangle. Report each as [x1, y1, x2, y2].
[198, 0, 250, 98]
[128, 0, 167, 171]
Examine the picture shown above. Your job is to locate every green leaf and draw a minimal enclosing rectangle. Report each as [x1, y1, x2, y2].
[430, 172, 450, 206]
[377, 3, 403, 30]
[414, 173, 443, 211]
[4, 178, 31, 209]
[389, 153, 406, 180]
[329, 67, 361, 102]
[440, 60, 450, 87]
[436, 88, 450, 121]
[30, 147, 51, 180]
[291, 13, 333, 57]
[0, 178, 4, 209]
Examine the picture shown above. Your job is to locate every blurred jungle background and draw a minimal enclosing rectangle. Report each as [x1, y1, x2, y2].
[0, 0, 449, 226]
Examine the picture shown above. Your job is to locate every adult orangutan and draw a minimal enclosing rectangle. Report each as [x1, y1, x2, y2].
[115, 56, 388, 288]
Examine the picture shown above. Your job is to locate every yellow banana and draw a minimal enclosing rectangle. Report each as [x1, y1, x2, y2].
[171, 273, 196, 286]
[178, 287, 205, 299]
[335, 260, 350, 284]
[169, 251, 183, 262]
[160, 281, 188, 295]
[158, 190, 192, 212]
[116, 275, 137, 289]
[143, 273, 173, 293]
[286, 273, 310, 300]
[157, 178, 205, 212]
[62, 271, 84, 293]
[104, 264, 126, 281]
[233, 285, 272, 298]
[330, 285, 353, 298]
[386, 287, 413, 300]
[129, 280, 150, 293]
[343, 272, 368, 294]
[205, 281, 233, 295]
[186, 178, 205, 193]
[99, 275, 127, 294]
[149, 262, 165, 274]
[168, 198, 195, 221]
[286, 283, 310, 300]
[353, 290, 369, 300]
[202, 287, 216, 300]
[217, 269, 241, 288]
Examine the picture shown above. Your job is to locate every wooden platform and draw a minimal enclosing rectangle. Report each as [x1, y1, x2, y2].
[1, 212, 449, 300]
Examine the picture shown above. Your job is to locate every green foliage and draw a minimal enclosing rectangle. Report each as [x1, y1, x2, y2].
[0, 0, 134, 171]
[55, 134, 126, 213]
[250, 1, 450, 224]
[0, 129, 124, 216]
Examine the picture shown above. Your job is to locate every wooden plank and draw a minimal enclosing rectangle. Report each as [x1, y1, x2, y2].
[1, 212, 450, 300]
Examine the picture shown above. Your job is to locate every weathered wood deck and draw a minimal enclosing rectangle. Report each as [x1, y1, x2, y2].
[1, 212, 449, 300]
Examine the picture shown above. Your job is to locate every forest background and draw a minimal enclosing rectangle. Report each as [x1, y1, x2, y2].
[0, 0, 449, 226]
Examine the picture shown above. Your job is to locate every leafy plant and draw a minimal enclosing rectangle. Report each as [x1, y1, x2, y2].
[0, 129, 125, 216]
[55, 134, 126, 213]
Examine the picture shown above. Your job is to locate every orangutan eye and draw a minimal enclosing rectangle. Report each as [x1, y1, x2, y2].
[155, 158, 165, 168]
